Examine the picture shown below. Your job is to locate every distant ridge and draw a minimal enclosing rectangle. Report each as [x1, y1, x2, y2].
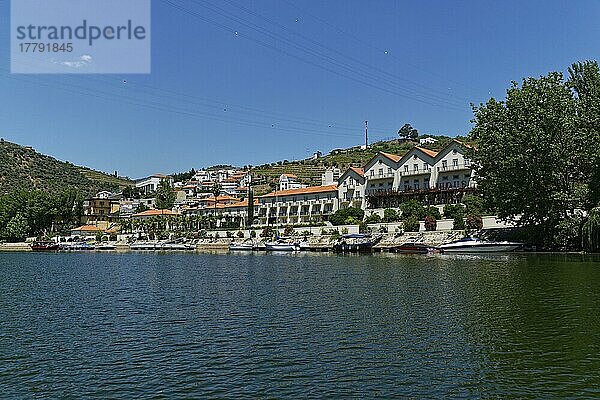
[0, 140, 132, 195]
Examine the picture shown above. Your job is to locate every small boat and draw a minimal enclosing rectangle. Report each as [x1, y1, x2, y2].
[265, 239, 301, 251]
[61, 242, 94, 251]
[439, 237, 522, 253]
[129, 242, 157, 251]
[229, 239, 256, 251]
[95, 244, 116, 251]
[31, 241, 59, 251]
[391, 242, 441, 254]
[158, 242, 195, 251]
[333, 234, 374, 253]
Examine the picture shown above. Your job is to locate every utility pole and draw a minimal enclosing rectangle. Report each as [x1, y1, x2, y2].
[365, 120, 368, 148]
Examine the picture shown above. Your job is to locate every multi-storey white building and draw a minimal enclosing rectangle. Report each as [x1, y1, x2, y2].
[338, 167, 365, 209]
[257, 185, 338, 225]
[135, 174, 172, 194]
[339, 140, 476, 209]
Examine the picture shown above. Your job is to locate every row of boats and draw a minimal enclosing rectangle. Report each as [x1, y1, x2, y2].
[230, 235, 523, 254]
[30, 240, 195, 252]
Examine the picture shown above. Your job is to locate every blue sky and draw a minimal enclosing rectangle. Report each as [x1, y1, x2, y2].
[1, 0, 599, 178]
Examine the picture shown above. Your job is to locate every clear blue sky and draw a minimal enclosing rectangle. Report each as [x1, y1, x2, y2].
[1, 0, 599, 178]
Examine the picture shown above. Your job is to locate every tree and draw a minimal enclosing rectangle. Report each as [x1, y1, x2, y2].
[453, 214, 466, 230]
[469, 72, 578, 236]
[568, 61, 600, 207]
[382, 208, 399, 222]
[400, 200, 426, 220]
[466, 214, 483, 231]
[155, 178, 176, 210]
[398, 123, 418, 140]
[5, 213, 29, 242]
[365, 213, 381, 224]
[246, 187, 254, 227]
[330, 207, 365, 225]
[444, 204, 465, 220]
[403, 216, 420, 232]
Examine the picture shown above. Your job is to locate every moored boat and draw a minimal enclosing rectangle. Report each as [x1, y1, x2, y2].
[391, 242, 441, 254]
[129, 242, 157, 251]
[439, 237, 522, 253]
[265, 239, 301, 251]
[229, 239, 257, 251]
[95, 244, 117, 251]
[333, 233, 374, 253]
[31, 241, 59, 251]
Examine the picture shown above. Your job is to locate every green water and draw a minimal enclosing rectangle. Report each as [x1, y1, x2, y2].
[0, 252, 599, 398]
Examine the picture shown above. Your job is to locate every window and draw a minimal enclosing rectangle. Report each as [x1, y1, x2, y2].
[378, 169, 383, 177]
[413, 164, 418, 171]
[453, 158, 459, 167]
[370, 170, 374, 177]
[442, 160, 448, 169]
[387, 167, 392, 175]
[404, 165, 409, 172]
[423, 163, 428, 170]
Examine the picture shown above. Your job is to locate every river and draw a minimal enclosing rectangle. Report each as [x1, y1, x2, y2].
[1, 252, 599, 398]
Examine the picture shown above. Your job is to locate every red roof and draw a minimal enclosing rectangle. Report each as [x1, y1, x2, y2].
[379, 152, 402, 163]
[349, 167, 364, 177]
[71, 225, 105, 232]
[133, 209, 177, 217]
[261, 185, 338, 198]
[415, 146, 439, 158]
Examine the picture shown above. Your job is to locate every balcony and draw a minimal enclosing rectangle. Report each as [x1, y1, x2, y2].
[367, 172, 395, 181]
[437, 163, 472, 172]
[400, 168, 431, 177]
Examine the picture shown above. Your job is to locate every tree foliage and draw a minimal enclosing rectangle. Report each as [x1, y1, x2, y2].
[155, 178, 176, 210]
[469, 71, 581, 230]
[330, 207, 365, 225]
[398, 123, 418, 140]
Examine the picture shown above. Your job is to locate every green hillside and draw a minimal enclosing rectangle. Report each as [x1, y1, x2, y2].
[0, 140, 132, 195]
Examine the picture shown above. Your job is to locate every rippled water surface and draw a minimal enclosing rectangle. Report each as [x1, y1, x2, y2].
[1, 252, 600, 398]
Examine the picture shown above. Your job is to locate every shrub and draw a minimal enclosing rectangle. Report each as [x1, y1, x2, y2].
[443, 204, 465, 219]
[425, 206, 441, 220]
[283, 226, 295, 236]
[226, 231, 233, 238]
[330, 207, 365, 226]
[400, 200, 426, 220]
[424, 216, 437, 231]
[344, 216, 360, 225]
[260, 226, 274, 238]
[358, 222, 368, 233]
[341, 227, 349, 234]
[466, 214, 483, 230]
[382, 208, 399, 222]
[403, 216, 420, 232]
[236, 230, 244, 238]
[379, 225, 388, 233]
[553, 216, 583, 251]
[453, 215, 466, 230]
[463, 194, 485, 215]
[583, 208, 600, 252]
[365, 213, 381, 224]
[250, 230, 257, 238]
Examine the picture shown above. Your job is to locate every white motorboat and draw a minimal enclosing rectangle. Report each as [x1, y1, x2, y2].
[129, 242, 157, 251]
[229, 240, 257, 251]
[265, 240, 301, 252]
[439, 237, 522, 253]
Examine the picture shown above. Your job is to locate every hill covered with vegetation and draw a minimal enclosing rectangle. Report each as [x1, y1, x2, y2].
[0, 139, 132, 195]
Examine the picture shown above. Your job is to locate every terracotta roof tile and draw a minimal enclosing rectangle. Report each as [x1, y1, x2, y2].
[260, 185, 338, 198]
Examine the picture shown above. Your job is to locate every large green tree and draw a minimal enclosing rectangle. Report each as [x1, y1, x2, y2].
[469, 72, 579, 233]
[568, 60, 600, 207]
[155, 178, 176, 210]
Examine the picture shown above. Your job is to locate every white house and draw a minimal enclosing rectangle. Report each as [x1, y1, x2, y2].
[279, 173, 306, 191]
[135, 174, 172, 194]
[363, 152, 401, 196]
[338, 167, 365, 209]
[419, 137, 438, 145]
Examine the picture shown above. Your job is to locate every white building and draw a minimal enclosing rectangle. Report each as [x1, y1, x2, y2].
[321, 167, 341, 186]
[419, 137, 438, 145]
[338, 167, 365, 209]
[257, 185, 338, 225]
[279, 173, 307, 191]
[135, 174, 173, 195]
